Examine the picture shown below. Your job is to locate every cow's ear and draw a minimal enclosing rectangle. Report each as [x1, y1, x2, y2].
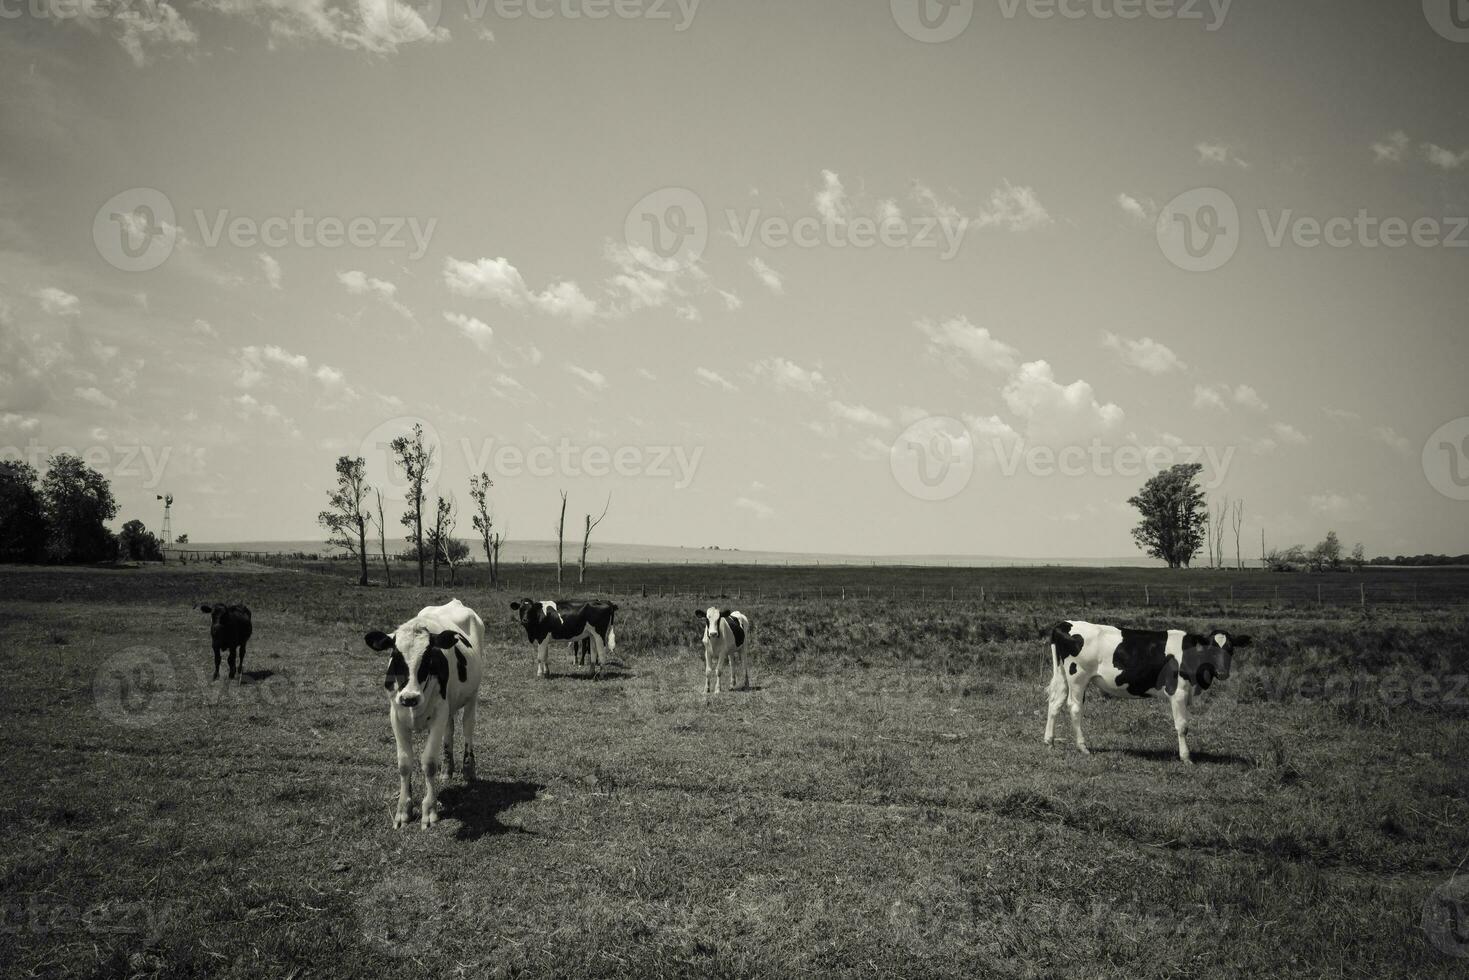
[200, 604, 213, 613]
[1233, 635, 1252, 648]
[509, 601, 521, 610]
[694, 609, 707, 621]
[431, 629, 469, 651]
[364, 631, 395, 652]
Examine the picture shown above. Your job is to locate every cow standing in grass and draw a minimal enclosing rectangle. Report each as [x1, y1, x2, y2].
[509, 599, 617, 679]
[697, 607, 749, 695]
[1044, 620, 1251, 763]
[364, 599, 485, 829]
[200, 603, 252, 683]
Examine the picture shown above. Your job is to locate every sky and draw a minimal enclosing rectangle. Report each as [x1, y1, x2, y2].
[1, 0, 1467, 559]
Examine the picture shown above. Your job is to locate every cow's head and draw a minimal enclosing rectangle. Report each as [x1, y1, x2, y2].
[1186, 630, 1252, 688]
[199, 603, 243, 636]
[364, 625, 469, 708]
[509, 599, 557, 634]
[694, 607, 721, 644]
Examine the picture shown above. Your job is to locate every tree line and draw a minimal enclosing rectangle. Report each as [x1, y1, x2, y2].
[317, 423, 611, 589]
[0, 455, 174, 564]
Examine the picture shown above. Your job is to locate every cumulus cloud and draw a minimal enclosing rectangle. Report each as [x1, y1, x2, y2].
[1232, 385, 1268, 412]
[1370, 425, 1411, 454]
[696, 367, 737, 392]
[1196, 141, 1249, 168]
[815, 170, 849, 225]
[975, 182, 1051, 231]
[754, 357, 828, 395]
[258, 252, 283, 289]
[445, 256, 599, 322]
[339, 269, 411, 317]
[828, 400, 892, 429]
[916, 316, 1019, 373]
[73, 386, 117, 410]
[1101, 331, 1186, 374]
[1002, 360, 1123, 442]
[1271, 422, 1308, 445]
[1422, 142, 1469, 170]
[113, 0, 199, 66]
[565, 364, 608, 391]
[36, 287, 80, 317]
[1371, 130, 1410, 164]
[444, 312, 493, 352]
[1116, 193, 1155, 223]
[200, 0, 449, 55]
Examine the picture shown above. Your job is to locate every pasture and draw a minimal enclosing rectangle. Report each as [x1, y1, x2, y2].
[2, 562, 1467, 978]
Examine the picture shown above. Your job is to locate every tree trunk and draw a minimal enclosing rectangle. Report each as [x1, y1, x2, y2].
[555, 492, 567, 588]
[414, 497, 425, 586]
[357, 517, 368, 586]
[377, 490, 391, 588]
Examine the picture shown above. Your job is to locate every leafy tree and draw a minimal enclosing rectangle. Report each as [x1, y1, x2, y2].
[1349, 543, 1365, 569]
[0, 460, 48, 563]
[468, 472, 500, 588]
[118, 519, 163, 561]
[175, 533, 188, 544]
[1127, 463, 1207, 569]
[1307, 530, 1343, 572]
[390, 424, 433, 586]
[318, 455, 373, 586]
[40, 453, 117, 563]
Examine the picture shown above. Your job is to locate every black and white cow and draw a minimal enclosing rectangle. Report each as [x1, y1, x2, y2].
[200, 603, 252, 683]
[696, 607, 749, 694]
[509, 599, 618, 679]
[1044, 620, 1251, 763]
[364, 599, 486, 829]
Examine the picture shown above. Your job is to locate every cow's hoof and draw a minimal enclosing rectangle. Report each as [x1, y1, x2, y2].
[1180, 757, 1194, 766]
[1077, 746, 1090, 755]
[393, 812, 410, 829]
[421, 810, 439, 829]
[463, 761, 476, 783]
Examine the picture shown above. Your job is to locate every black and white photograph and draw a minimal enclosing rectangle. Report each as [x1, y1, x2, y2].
[2, 1, 1468, 976]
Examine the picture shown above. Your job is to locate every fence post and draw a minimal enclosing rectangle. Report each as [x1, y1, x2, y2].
[1359, 582, 1365, 608]
[1318, 583, 1323, 607]
[1145, 584, 1149, 606]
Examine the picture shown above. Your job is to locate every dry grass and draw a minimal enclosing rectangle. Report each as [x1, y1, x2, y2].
[1, 563, 1466, 978]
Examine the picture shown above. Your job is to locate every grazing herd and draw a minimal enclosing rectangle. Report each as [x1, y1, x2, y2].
[197, 595, 1255, 827]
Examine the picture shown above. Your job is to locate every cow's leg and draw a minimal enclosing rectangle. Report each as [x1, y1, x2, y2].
[1170, 690, 1193, 764]
[1044, 647, 1067, 747]
[236, 641, 247, 683]
[419, 717, 447, 828]
[1065, 674, 1089, 755]
[537, 639, 552, 679]
[226, 648, 237, 680]
[461, 700, 478, 783]
[444, 710, 456, 780]
[739, 647, 749, 690]
[704, 647, 714, 696]
[590, 632, 605, 679]
[212, 645, 221, 681]
[390, 710, 413, 829]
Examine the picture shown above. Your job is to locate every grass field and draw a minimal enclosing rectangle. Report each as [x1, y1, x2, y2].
[3, 562, 1468, 978]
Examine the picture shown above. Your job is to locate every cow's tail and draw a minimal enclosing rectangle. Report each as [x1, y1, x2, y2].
[605, 607, 616, 654]
[1047, 625, 1069, 704]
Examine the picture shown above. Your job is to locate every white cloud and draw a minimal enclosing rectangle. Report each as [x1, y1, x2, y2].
[445, 256, 599, 321]
[828, 400, 892, 429]
[748, 257, 784, 294]
[1370, 425, 1411, 454]
[1371, 130, 1410, 164]
[912, 181, 963, 226]
[339, 269, 411, 317]
[114, 0, 198, 66]
[975, 182, 1051, 231]
[1116, 193, 1154, 223]
[815, 170, 849, 225]
[444, 311, 494, 352]
[1193, 385, 1227, 411]
[734, 496, 774, 519]
[1232, 384, 1268, 412]
[1196, 141, 1249, 168]
[1309, 491, 1368, 522]
[238, 344, 309, 388]
[1101, 331, 1186, 374]
[916, 316, 1019, 372]
[754, 357, 828, 395]
[36, 287, 80, 317]
[696, 367, 737, 392]
[202, 0, 449, 55]
[1271, 422, 1308, 445]
[1422, 142, 1469, 170]
[1002, 360, 1123, 442]
[73, 386, 117, 410]
[258, 252, 282, 289]
[0, 413, 40, 434]
[232, 392, 300, 437]
[193, 318, 218, 338]
[565, 364, 608, 391]
[718, 289, 743, 311]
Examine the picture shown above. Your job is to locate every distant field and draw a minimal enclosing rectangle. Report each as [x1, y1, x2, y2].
[2, 562, 1467, 977]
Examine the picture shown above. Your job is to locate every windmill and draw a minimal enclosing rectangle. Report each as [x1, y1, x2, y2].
[157, 493, 172, 561]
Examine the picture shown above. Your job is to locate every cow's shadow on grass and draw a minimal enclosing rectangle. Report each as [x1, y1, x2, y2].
[241, 669, 275, 683]
[1093, 746, 1252, 767]
[549, 663, 634, 681]
[438, 779, 542, 841]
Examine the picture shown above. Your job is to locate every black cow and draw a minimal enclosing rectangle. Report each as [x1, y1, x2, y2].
[509, 599, 618, 679]
[200, 603, 253, 683]
[1044, 619, 1252, 762]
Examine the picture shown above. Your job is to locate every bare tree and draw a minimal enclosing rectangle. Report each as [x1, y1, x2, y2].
[375, 488, 391, 587]
[390, 423, 434, 587]
[578, 494, 611, 586]
[317, 455, 372, 586]
[1207, 495, 1229, 569]
[555, 491, 567, 588]
[491, 529, 504, 586]
[1231, 498, 1245, 570]
[426, 495, 458, 587]
[469, 472, 498, 588]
